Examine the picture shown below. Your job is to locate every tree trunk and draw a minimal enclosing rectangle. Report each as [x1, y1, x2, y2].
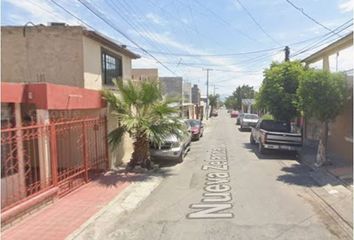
[126, 136, 152, 170]
[315, 121, 329, 167]
[209, 105, 214, 117]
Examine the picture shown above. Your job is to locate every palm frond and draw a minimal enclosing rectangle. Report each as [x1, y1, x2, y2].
[108, 127, 126, 149]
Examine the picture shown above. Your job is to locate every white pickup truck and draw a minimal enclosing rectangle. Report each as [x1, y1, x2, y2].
[250, 119, 302, 154]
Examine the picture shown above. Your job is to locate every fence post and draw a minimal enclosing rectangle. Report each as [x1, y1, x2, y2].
[50, 124, 58, 186]
[104, 116, 110, 170]
[82, 121, 89, 182]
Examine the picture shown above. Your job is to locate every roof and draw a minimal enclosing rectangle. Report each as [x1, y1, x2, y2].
[302, 32, 353, 64]
[83, 30, 140, 59]
[2, 24, 140, 59]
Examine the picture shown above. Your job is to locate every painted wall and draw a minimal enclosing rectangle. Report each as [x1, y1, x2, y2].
[304, 38, 353, 165]
[82, 36, 133, 90]
[1, 26, 84, 87]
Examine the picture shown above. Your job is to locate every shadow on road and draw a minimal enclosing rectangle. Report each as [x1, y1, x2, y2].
[242, 143, 341, 188]
[242, 143, 298, 160]
[276, 164, 319, 187]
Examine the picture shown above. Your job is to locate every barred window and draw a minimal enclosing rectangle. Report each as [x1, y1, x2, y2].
[101, 49, 122, 85]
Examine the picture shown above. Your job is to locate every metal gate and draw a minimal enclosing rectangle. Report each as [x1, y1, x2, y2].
[1, 117, 109, 211]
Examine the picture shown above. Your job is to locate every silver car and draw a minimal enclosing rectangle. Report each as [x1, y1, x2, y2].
[240, 114, 259, 130]
[150, 123, 191, 163]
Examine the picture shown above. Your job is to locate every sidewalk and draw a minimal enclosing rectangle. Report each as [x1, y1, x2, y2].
[297, 146, 353, 230]
[1, 171, 145, 240]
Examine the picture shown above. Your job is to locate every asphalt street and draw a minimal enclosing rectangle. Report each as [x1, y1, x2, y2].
[99, 110, 349, 240]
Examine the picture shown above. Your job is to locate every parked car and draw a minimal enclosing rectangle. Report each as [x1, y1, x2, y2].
[236, 113, 244, 125]
[240, 113, 259, 130]
[186, 119, 204, 140]
[211, 110, 218, 117]
[230, 110, 239, 118]
[250, 119, 302, 154]
[150, 123, 191, 163]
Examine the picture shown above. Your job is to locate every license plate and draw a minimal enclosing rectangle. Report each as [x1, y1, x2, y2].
[280, 146, 292, 150]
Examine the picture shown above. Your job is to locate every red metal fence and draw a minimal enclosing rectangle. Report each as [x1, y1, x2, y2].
[1, 117, 108, 211]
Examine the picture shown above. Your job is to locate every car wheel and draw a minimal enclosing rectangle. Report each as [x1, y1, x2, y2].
[177, 148, 185, 163]
[250, 135, 256, 145]
[258, 142, 265, 154]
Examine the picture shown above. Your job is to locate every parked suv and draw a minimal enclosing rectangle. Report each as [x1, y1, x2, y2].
[150, 123, 191, 163]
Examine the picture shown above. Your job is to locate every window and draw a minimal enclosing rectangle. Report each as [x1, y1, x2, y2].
[101, 49, 122, 85]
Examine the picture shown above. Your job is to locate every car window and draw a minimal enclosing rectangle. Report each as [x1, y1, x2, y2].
[243, 114, 259, 119]
[187, 120, 200, 127]
[260, 120, 290, 132]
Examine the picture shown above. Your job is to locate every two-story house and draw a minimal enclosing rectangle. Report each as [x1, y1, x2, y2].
[1, 23, 140, 221]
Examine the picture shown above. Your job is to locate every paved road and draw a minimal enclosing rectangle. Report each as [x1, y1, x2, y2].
[95, 110, 349, 240]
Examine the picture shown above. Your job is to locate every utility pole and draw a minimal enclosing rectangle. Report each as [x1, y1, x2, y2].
[203, 68, 212, 120]
[181, 78, 184, 118]
[285, 46, 290, 61]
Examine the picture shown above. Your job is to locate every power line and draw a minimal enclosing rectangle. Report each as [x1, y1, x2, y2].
[235, 0, 282, 46]
[291, 19, 353, 58]
[116, 29, 342, 59]
[193, 0, 260, 43]
[104, 0, 181, 67]
[285, 0, 342, 37]
[129, 46, 283, 57]
[75, 0, 178, 76]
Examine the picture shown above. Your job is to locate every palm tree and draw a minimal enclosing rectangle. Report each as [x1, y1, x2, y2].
[102, 80, 185, 170]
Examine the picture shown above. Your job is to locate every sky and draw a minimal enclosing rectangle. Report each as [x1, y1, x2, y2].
[2, 0, 353, 99]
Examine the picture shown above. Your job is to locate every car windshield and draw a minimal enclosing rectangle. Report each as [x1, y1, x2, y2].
[243, 114, 258, 119]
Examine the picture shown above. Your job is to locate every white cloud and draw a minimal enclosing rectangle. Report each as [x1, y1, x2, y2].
[3, 0, 81, 25]
[146, 13, 166, 26]
[181, 18, 189, 24]
[231, 0, 242, 10]
[338, 0, 354, 12]
[130, 30, 271, 95]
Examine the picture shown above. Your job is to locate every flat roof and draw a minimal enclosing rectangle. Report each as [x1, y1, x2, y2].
[302, 32, 353, 63]
[83, 30, 140, 59]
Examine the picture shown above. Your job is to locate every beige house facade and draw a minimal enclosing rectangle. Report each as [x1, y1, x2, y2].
[1, 24, 140, 167]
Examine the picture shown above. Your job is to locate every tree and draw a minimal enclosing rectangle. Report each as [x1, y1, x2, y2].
[208, 94, 219, 117]
[102, 80, 185, 170]
[232, 85, 255, 110]
[257, 61, 305, 121]
[224, 96, 237, 110]
[298, 70, 347, 166]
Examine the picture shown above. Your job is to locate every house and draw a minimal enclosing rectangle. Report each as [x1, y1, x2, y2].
[183, 81, 192, 103]
[131, 68, 158, 81]
[159, 77, 183, 99]
[1, 23, 140, 223]
[241, 99, 255, 113]
[302, 32, 353, 180]
[2, 23, 140, 168]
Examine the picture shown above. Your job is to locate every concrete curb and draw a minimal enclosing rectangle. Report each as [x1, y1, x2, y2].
[66, 174, 163, 240]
